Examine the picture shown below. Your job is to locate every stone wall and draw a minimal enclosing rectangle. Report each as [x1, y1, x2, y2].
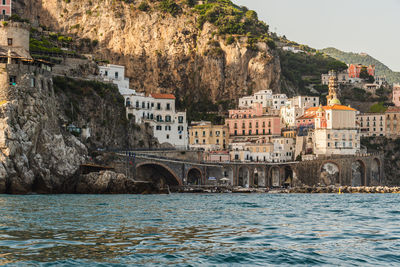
[0, 22, 30, 51]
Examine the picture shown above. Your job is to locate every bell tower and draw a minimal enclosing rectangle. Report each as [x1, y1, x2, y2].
[326, 71, 340, 106]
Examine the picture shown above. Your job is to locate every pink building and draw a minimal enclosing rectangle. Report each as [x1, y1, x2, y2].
[296, 107, 317, 128]
[0, 0, 11, 16]
[393, 84, 400, 107]
[228, 103, 264, 119]
[225, 115, 281, 136]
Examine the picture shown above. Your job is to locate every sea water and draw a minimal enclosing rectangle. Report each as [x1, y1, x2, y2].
[0, 194, 400, 266]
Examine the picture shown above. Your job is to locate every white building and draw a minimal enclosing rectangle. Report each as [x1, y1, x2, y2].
[98, 64, 188, 148]
[281, 96, 319, 127]
[282, 46, 304, 54]
[356, 113, 386, 137]
[99, 64, 131, 93]
[272, 137, 295, 162]
[150, 93, 188, 148]
[238, 89, 287, 111]
[322, 70, 349, 85]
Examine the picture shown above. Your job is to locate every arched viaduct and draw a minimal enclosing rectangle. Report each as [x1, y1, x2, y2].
[118, 152, 385, 188]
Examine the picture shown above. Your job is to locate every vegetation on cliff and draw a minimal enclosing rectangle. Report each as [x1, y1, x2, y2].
[322, 47, 400, 84]
[53, 76, 159, 150]
[279, 50, 347, 96]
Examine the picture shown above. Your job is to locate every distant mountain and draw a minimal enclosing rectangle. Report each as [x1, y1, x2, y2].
[321, 47, 400, 84]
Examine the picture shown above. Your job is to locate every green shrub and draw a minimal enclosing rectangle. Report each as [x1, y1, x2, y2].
[138, 1, 150, 11]
[266, 39, 276, 50]
[159, 0, 181, 16]
[369, 102, 387, 113]
[226, 35, 234, 45]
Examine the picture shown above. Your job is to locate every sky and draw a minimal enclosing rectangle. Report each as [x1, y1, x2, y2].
[232, 0, 400, 71]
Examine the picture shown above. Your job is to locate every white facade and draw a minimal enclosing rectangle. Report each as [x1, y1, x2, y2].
[282, 46, 304, 53]
[150, 94, 188, 148]
[99, 64, 130, 93]
[272, 137, 295, 162]
[98, 64, 188, 148]
[280, 106, 304, 127]
[288, 96, 319, 109]
[356, 113, 386, 137]
[238, 89, 287, 110]
[281, 96, 319, 127]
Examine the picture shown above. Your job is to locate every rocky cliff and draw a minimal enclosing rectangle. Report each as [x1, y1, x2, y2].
[0, 64, 158, 194]
[14, 0, 281, 105]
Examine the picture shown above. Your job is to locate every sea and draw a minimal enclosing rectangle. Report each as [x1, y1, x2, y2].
[0, 193, 400, 266]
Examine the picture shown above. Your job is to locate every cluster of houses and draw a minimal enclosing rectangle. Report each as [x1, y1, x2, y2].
[321, 64, 387, 95]
[100, 63, 400, 163]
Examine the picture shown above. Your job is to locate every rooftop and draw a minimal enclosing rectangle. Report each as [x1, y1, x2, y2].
[151, 93, 176, 100]
[306, 104, 357, 112]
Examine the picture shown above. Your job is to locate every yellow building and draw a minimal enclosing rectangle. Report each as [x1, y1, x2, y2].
[189, 121, 229, 151]
[385, 106, 400, 137]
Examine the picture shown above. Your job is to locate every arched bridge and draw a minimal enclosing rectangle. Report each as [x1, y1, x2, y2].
[116, 151, 385, 188]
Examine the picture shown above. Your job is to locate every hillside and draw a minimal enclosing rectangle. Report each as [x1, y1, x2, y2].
[15, 0, 281, 110]
[322, 47, 400, 84]
[13, 0, 347, 113]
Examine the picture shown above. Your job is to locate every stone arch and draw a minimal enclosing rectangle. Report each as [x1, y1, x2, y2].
[254, 166, 266, 187]
[283, 166, 295, 187]
[351, 160, 366, 186]
[371, 158, 381, 186]
[136, 162, 181, 187]
[238, 166, 250, 188]
[269, 166, 281, 187]
[319, 161, 340, 186]
[222, 166, 234, 186]
[187, 167, 203, 185]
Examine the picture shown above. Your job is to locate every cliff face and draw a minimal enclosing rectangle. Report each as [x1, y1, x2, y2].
[53, 76, 159, 151]
[15, 0, 281, 103]
[0, 63, 87, 194]
[0, 60, 158, 194]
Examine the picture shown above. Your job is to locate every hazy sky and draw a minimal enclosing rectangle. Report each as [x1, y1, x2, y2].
[232, 0, 400, 71]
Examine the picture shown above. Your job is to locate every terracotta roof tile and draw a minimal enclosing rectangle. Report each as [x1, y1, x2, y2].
[305, 104, 357, 112]
[151, 93, 176, 99]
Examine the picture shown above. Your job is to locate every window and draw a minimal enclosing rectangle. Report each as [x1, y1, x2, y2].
[30, 77, 35, 87]
[2, 10, 5, 15]
[136, 101, 139, 108]
[166, 103, 170, 110]
[105, 71, 108, 76]
[179, 135, 182, 139]
[115, 72, 119, 79]
[327, 134, 330, 139]
[156, 126, 162, 131]
[156, 115, 162, 122]
[9, 76, 16, 85]
[165, 115, 171, 122]
[166, 134, 169, 139]
[178, 116, 184, 123]
[2, 0, 5, 5]
[157, 103, 161, 110]
[7, 38, 12, 46]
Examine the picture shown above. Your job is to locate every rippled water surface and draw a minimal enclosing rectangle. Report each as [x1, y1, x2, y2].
[1, 194, 400, 266]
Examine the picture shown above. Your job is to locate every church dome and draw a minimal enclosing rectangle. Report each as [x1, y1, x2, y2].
[331, 97, 341, 105]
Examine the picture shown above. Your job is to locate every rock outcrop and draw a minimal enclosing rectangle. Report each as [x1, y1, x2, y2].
[0, 63, 87, 194]
[76, 171, 161, 194]
[0, 64, 158, 194]
[15, 0, 281, 103]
